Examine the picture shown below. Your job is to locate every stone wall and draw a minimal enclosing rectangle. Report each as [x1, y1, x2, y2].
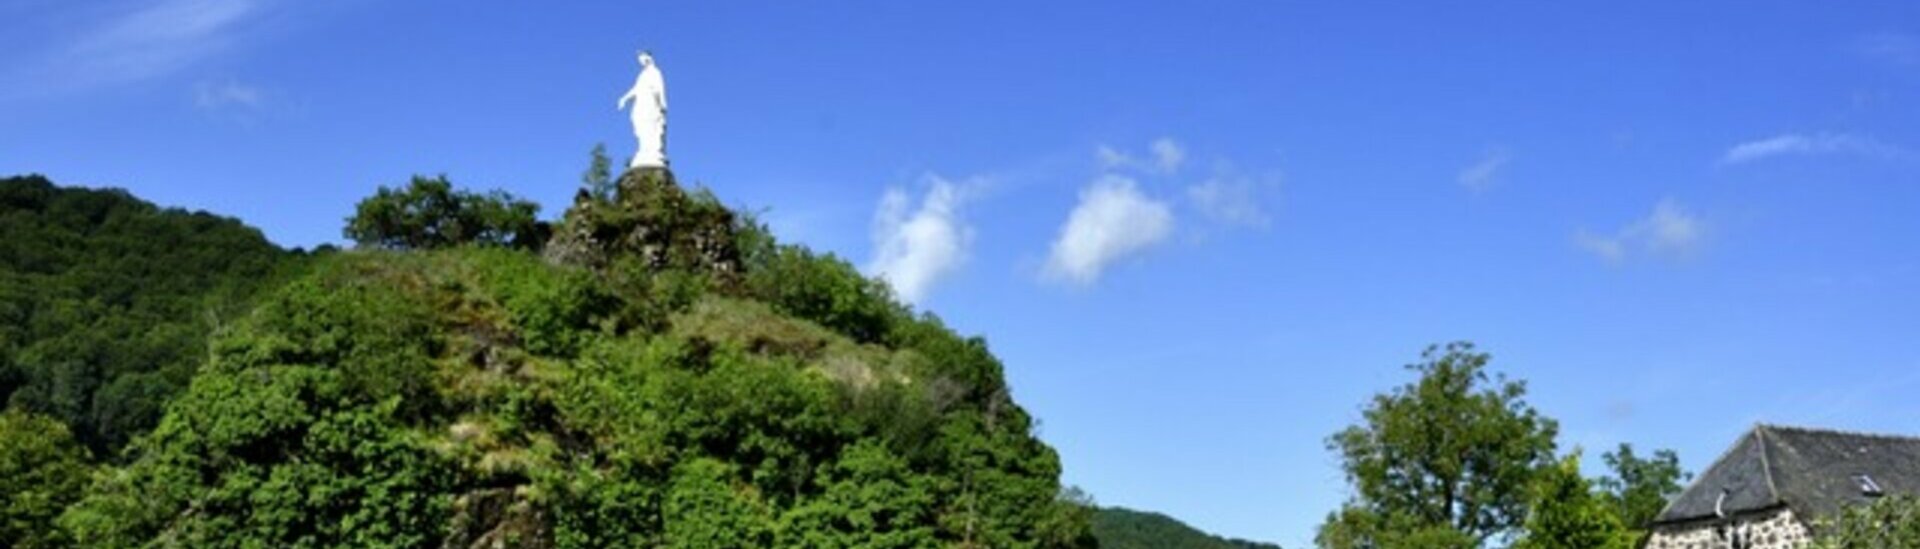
[1644, 508, 1812, 549]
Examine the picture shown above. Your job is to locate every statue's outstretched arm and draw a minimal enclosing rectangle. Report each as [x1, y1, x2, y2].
[617, 75, 644, 109]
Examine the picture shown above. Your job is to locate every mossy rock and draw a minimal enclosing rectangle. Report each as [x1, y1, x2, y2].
[542, 168, 740, 281]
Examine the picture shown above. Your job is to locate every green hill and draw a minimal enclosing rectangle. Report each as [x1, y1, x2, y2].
[0, 175, 297, 455]
[1093, 507, 1282, 549]
[2, 170, 1096, 547]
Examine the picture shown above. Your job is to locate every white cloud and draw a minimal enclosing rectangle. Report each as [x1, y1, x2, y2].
[195, 78, 262, 109]
[1457, 148, 1510, 192]
[866, 175, 974, 304]
[1575, 199, 1705, 263]
[1150, 137, 1186, 173]
[1186, 170, 1276, 228]
[1720, 133, 1905, 165]
[1044, 175, 1174, 285]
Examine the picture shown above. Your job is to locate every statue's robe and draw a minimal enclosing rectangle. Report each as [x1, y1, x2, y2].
[628, 65, 668, 168]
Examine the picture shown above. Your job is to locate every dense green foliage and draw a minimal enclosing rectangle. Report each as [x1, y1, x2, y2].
[1092, 507, 1282, 549]
[344, 174, 547, 251]
[1315, 343, 1692, 549]
[1594, 443, 1688, 533]
[28, 170, 1093, 547]
[1512, 456, 1633, 549]
[0, 410, 92, 548]
[1318, 342, 1561, 548]
[0, 175, 292, 454]
[1812, 495, 1920, 548]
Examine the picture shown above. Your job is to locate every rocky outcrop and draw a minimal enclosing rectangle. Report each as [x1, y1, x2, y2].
[542, 167, 740, 280]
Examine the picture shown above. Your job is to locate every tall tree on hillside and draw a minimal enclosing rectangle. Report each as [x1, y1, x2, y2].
[1316, 342, 1560, 549]
[344, 175, 547, 251]
[582, 143, 615, 200]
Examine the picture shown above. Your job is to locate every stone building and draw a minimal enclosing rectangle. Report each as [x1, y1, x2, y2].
[1645, 424, 1920, 549]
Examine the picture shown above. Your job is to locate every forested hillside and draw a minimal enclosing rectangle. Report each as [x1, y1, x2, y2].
[1, 171, 1098, 547]
[1092, 507, 1282, 549]
[0, 175, 297, 455]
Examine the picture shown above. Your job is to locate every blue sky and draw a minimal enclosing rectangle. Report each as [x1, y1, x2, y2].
[5, 1, 1920, 544]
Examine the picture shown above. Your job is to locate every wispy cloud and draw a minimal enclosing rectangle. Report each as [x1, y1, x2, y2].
[1096, 137, 1186, 174]
[867, 175, 976, 304]
[1186, 168, 1278, 228]
[1457, 147, 1510, 192]
[18, 0, 273, 93]
[195, 78, 262, 109]
[1575, 199, 1705, 264]
[1044, 175, 1175, 285]
[1856, 32, 1920, 66]
[1150, 138, 1186, 173]
[1720, 133, 1906, 165]
[1095, 145, 1131, 171]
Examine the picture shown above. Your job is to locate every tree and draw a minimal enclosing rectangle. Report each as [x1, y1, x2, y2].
[582, 143, 615, 200]
[0, 410, 92, 548]
[1514, 455, 1634, 549]
[1595, 443, 1687, 533]
[1318, 342, 1560, 549]
[343, 174, 547, 250]
[1811, 495, 1920, 548]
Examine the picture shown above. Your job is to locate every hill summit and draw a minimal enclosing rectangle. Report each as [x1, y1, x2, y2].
[8, 170, 1096, 547]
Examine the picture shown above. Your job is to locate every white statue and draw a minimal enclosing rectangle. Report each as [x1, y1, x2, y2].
[617, 51, 668, 169]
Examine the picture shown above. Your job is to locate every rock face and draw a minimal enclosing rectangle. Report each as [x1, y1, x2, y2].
[542, 167, 740, 279]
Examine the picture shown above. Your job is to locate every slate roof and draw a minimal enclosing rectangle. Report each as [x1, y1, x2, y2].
[1655, 424, 1920, 524]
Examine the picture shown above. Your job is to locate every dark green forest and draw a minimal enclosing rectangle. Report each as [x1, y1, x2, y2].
[0, 175, 300, 455]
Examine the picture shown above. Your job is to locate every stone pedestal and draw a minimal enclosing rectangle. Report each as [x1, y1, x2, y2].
[541, 168, 739, 280]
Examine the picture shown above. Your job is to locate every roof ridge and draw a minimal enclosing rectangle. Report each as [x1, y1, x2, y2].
[1756, 425, 1781, 505]
[1756, 422, 1920, 442]
[1656, 424, 1771, 522]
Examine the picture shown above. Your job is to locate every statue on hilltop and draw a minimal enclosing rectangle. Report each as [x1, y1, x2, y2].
[617, 51, 668, 169]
